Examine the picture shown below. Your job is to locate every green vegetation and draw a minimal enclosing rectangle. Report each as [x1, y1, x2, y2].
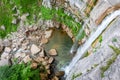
[72, 72, 82, 80]
[40, 6, 82, 36]
[100, 45, 120, 78]
[99, 35, 103, 43]
[100, 55, 116, 77]
[83, 51, 89, 58]
[0, 0, 82, 38]
[0, 0, 17, 38]
[93, 64, 98, 67]
[0, 63, 42, 80]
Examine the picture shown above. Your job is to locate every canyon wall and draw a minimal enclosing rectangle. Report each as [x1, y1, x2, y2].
[66, 0, 120, 80]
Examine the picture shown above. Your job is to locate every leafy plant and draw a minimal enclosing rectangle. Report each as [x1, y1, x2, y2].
[0, 0, 17, 38]
[0, 63, 41, 80]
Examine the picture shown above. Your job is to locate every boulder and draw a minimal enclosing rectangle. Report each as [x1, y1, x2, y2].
[41, 38, 48, 44]
[39, 49, 45, 57]
[49, 49, 57, 56]
[4, 47, 11, 53]
[23, 55, 32, 63]
[30, 44, 41, 55]
[45, 30, 53, 38]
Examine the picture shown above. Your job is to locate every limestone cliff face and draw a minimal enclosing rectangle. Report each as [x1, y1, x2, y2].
[66, 0, 120, 80]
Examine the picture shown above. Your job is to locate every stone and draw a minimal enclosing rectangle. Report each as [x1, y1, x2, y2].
[14, 52, 26, 58]
[67, 30, 73, 38]
[55, 71, 65, 77]
[30, 44, 41, 55]
[40, 73, 48, 80]
[3, 39, 11, 47]
[42, 61, 48, 66]
[0, 25, 5, 30]
[4, 47, 11, 53]
[21, 13, 29, 21]
[62, 24, 67, 30]
[23, 55, 32, 63]
[49, 49, 57, 56]
[41, 38, 48, 44]
[1, 52, 9, 59]
[52, 76, 59, 80]
[34, 57, 44, 62]
[45, 57, 49, 60]
[45, 30, 53, 38]
[0, 59, 9, 66]
[31, 62, 38, 69]
[48, 57, 54, 63]
[0, 45, 3, 53]
[45, 65, 50, 70]
[47, 70, 51, 74]
[39, 49, 45, 57]
[12, 19, 17, 24]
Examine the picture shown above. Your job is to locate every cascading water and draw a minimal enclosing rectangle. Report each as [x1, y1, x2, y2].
[65, 9, 120, 75]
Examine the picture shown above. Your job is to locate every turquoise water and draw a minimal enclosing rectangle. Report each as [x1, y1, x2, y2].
[45, 28, 73, 70]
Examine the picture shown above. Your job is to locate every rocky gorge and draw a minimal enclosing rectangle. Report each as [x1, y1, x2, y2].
[0, 0, 120, 80]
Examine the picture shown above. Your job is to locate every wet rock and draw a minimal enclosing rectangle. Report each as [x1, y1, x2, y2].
[67, 30, 73, 38]
[48, 57, 54, 63]
[23, 55, 32, 63]
[55, 71, 65, 77]
[30, 44, 41, 55]
[52, 76, 59, 80]
[49, 49, 57, 56]
[41, 38, 48, 44]
[31, 62, 38, 69]
[45, 30, 53, 38]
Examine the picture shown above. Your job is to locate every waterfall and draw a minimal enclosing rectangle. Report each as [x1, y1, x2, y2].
[65, 9, 120, 75]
